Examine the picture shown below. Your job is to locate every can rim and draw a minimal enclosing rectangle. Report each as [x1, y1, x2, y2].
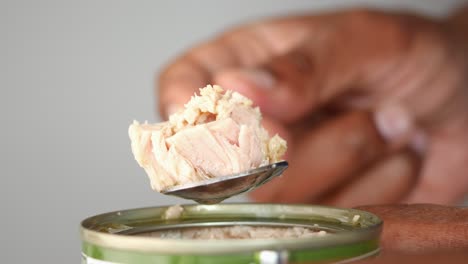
[81, 203, 382, 254]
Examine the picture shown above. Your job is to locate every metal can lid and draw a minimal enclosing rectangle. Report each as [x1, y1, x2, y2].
[81, 203, 382, 255]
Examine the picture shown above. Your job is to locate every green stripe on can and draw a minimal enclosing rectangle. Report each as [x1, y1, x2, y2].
[82, 239, 379, 264]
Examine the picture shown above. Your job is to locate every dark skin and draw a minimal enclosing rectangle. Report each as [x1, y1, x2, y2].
[355, 204, 468, 263]
[358, 204, 468, 252]
[158, 7, 468, 207]
[157, 7, 468, 261]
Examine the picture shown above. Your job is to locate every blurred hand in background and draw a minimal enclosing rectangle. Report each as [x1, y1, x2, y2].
[355, 204, 468, 263]
[158, 7, 468, 207]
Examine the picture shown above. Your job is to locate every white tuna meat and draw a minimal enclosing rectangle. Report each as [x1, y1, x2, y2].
[129, 85, 287, 192]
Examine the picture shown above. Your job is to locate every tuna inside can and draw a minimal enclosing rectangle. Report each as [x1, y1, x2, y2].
[81, 203, 382, 264]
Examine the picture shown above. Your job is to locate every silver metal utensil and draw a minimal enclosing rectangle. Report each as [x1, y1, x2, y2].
[161, 161, 288, 204]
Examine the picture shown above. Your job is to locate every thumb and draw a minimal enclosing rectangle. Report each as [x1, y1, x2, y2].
[213, 47, 326, 123]
[213, 14, 408, 124]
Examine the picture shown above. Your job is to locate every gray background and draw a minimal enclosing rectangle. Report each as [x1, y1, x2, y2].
[2, 0, 466, 263]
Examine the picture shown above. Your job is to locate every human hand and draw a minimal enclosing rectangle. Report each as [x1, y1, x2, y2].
[357, 204, 468, 252]
[158, 8, 468, 206]
[353, 204, 468, 264]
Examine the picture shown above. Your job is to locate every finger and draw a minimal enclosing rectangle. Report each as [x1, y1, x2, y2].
[404, 120, 468, 204]
[249, 110, 386, 203]
[158, 17, 313, 119]
[158, 40, 240, 119]
[320, 150, 420, 208]
[356, 204, 468, 252]
[372, 17, 468, 147]
[158, 58, 211, 118]
[215, 10, 409, 123]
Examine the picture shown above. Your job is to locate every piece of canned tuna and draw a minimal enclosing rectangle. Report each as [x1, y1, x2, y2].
[81, 203, 382, 264]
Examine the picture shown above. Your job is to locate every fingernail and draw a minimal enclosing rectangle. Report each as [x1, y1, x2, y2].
[166, 104, 183, 117]
[240, 68, 276, 90]
[409, 131, 428, 155]
[374, 104, 413, 142]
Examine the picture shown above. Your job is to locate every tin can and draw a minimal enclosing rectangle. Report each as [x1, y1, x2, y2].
[81, 204, 382, 264]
